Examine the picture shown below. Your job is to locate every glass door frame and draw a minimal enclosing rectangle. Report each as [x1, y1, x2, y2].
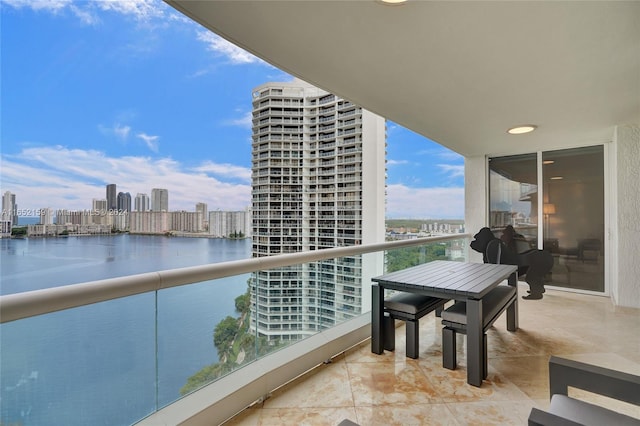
[488, 143, 610, 296]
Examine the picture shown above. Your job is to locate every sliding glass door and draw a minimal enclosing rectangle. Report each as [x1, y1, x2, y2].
[489, 146, 605, 293]
[541, 146, 604, 292]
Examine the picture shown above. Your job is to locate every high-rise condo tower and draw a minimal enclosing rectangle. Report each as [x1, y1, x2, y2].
[106, 184, 117, 211]
[151, 188, 169, 212]
[250, 79, 386, 343]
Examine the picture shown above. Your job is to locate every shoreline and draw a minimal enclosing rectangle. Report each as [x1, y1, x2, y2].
[4, 232, 250, 240]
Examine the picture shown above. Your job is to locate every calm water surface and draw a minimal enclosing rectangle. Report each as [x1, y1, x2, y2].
[0, 234, 252, 426]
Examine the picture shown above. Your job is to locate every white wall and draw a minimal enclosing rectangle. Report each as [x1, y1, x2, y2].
[614, 125, 640, 308]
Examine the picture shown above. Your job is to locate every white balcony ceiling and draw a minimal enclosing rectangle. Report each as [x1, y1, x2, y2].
[166, 1, 639, 157]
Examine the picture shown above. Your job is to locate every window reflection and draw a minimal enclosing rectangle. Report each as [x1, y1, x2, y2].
[488, 146, 605, 293]
[543, 146, 604, 292]
[488, 154, 538, 242]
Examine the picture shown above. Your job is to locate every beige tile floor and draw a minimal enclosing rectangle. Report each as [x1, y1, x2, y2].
[224, 284, 640, 425]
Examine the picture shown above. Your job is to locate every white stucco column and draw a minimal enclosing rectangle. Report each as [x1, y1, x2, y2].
[614, 124, 640, 308]
[464, 155, 488, 264]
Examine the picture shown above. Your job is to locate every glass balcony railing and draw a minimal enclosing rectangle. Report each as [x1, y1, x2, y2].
[0, 235, 469, 426]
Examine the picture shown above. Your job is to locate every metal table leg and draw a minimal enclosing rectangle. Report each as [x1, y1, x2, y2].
[507, 272, 519, 331]
[467, 297, 483, 386]
[371, 283, 384, 354]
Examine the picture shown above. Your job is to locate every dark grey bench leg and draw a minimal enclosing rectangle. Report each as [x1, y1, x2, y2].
[507, 272, 518, 331]
[371, 283, 384, 354]
[383, 298, 448, 359]
[383, 313, 395, 351]
[442, 327, 488, 378]
[406, 319, 419, 359]
[443, 327, 456, 369]
[482, 333, 488, 379]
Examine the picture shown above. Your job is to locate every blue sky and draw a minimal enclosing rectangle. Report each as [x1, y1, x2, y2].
[1, 0, 464, 219]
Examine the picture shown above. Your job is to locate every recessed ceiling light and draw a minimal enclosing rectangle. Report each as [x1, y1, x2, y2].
[550, 176, 563, 180]
[507, 125, 537, 135]
[543, 160, 555, 165]
[377, 0, 408, 4]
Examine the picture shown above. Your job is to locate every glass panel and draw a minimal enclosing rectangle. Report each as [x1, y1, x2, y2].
[1, 238, 469, 425]
[382, 238, 470, 302]
[174, 238, 470, 398]
[384, 238, 469, 273]
[157, 274, 251, 406]
[0, 294, 156, 426]
[488, 154, 539, 243]
[542, 146, 604, 292]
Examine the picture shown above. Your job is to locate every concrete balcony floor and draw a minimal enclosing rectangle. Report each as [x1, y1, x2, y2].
[224, 284, 640, 425]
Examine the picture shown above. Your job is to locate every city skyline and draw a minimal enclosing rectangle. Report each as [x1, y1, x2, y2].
[1, 0, 464, 219]
[2, 184, 242, 218]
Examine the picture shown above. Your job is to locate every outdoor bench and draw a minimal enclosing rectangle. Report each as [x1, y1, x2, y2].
[383, 292, 448, 359]
[528, 356, 640, 426]
[440, 285, 517, 377]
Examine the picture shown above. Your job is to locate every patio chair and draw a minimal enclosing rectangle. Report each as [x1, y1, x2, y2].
[528, 356, 640, 425]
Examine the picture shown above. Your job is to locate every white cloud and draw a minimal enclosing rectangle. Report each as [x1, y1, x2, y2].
[438, 164, 464, 179]
[95, 0, 165, 22]
[68, 3, 99, 25]
[386, 183, 464, 219]
[136, 132, 159, 152]
[98, 123, 132, 141]
[224, 111, 253, 128]
[1, 147, 462, 220]
[4, 0, 269, 73]
[196, 30, 264, 65]
[193, 161, 251, 182]
[114, 124, 131, 140]
[387, 159, 410, 166]
[3, 0, 170, 25]
[417, 147, 463, 162]
[3, 0, 72, 13]
[0, 146, 251, 212]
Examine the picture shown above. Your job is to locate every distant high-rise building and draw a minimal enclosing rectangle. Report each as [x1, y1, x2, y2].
[115, 192, 132, 231]
[2, 191, 17, 227]
[92, 198, 110, 226]
[171, 211, 204, 233]
[92, 198, 107, 212]
[56, 209, 91, 226]
[106, 184, 117, 211]
[117, 192, 132, 213]
[0, 220, 10, 237]
[39, 208, 54, 225]
[129, 211, 170, 234]
[249, 80, 386, 342]
[209, 209, 251, 238]
[135, 193, 150, 212]
[196, 202, 208, 229]
[151, 188, 169, 212]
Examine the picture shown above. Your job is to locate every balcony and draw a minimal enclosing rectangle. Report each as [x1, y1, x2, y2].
[3, 1, 639, 425]
[224, 288, 639, 425]
[2, 234, 637, 425]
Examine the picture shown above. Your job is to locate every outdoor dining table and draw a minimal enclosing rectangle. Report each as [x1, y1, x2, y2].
[371, 260, 518, 387]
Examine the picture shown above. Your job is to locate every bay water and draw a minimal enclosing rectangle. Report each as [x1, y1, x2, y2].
[0, 234, 252, 425]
